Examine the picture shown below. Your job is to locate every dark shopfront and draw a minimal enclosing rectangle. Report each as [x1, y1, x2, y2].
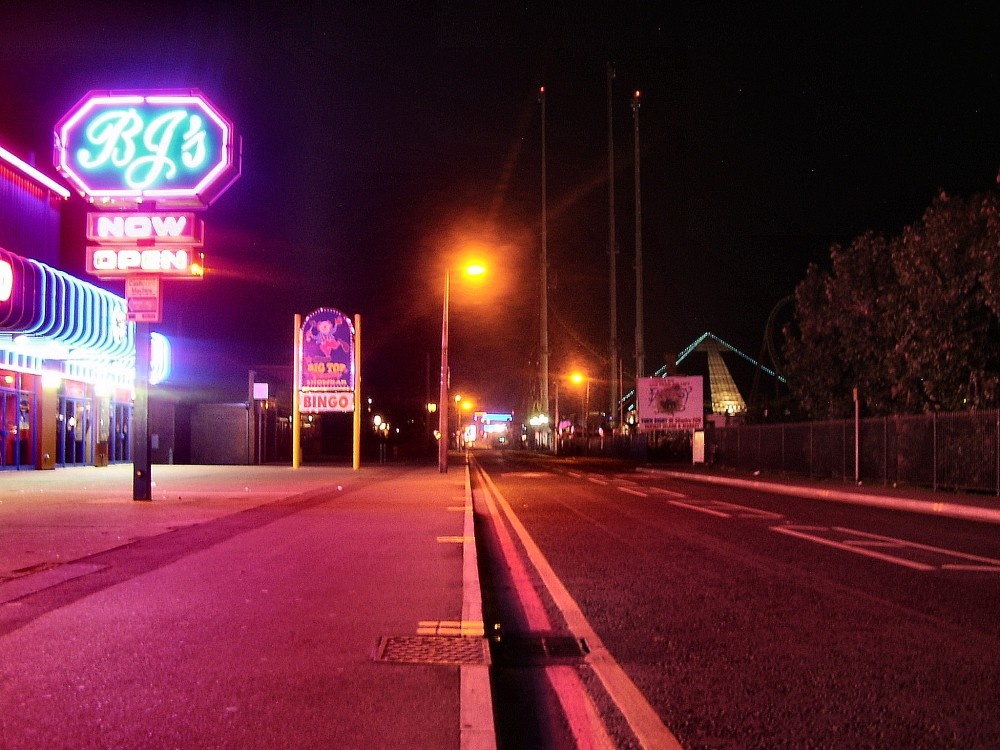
[1, 362, 135, 471]
[54, 384, 131, 467]
[0, 370, 34, 469]
[57, 380, 91, 466]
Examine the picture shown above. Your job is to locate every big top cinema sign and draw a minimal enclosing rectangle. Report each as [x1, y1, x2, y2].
[54, 89, 240, 208]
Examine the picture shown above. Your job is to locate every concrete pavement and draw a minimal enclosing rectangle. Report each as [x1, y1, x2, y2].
[0, 461, 495, 750]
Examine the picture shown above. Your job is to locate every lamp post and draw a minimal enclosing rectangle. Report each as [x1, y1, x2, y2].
[438, 270, 451, 473]
[553, 379, 560, 455]
[571, 371, 590, 433]
[438, 263, 486, 473]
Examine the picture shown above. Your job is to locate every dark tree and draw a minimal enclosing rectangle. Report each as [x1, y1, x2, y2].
[783, 186, 1000, 417]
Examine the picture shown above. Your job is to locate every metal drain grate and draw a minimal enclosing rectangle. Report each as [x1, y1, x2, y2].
[490, 633, 589, 667]
[373, 635, 491, 666]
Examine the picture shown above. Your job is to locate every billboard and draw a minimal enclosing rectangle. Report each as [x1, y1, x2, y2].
[299, 308, 355, 412]
[636, 376, 704, 432]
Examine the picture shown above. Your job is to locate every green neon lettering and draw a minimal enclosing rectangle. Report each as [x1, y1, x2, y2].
[78, 109, 143, 169]
[76, 108, 212, 191]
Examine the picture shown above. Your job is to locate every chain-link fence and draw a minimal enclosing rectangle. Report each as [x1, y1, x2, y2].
[709, 409, 1000, 495]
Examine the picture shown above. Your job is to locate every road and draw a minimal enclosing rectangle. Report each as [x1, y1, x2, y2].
[471, 450, 1000, 749]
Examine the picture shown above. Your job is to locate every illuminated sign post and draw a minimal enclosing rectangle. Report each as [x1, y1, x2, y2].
[55, 89, 241, 501]
[293, 308, 362, 470]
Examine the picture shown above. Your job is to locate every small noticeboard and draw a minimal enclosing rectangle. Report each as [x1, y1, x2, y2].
[125, 276, 162, 323]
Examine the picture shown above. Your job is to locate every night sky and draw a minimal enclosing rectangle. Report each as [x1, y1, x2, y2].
[1, 3, 999, 418]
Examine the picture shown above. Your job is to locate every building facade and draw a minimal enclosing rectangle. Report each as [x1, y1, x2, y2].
[0, 143, 149, 469]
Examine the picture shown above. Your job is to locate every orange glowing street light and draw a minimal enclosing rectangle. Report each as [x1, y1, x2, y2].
[571, 371, 591, 431]
[438, 261, 488, 473]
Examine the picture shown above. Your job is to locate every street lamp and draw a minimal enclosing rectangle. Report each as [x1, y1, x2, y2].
[553, 378, 560, 455]
[570, 371, 591, 433]
[438, 263, 486, 473]
[552, 371, 588, 456]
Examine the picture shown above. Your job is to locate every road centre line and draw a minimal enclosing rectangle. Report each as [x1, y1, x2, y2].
[942, 564, 1000, 572]
[587, 477, 608, 485]
[618, 487, 648, 497]
[668, 500, 731, 518]
[661, 495, 785, 520]
[647, 487, 687, 498]
[710, 501, 784, 520]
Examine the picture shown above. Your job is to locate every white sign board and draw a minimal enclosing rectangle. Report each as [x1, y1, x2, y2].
[300, 391, 355, 413]
[125, 276, 161, 322]
[636, 376, 704, 432]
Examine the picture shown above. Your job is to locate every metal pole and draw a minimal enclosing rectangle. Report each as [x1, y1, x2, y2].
[932, 411, 937, 491]
[292, 314, 301, 469]
[554, 380, 560, 456]
[353, 314, 362, 470]
[248, 369, 255, 465]
[438, 271, 450, 473]
[854, 387, 860, 484]
[425, 352, 431, 455]
[632, 90, 645, 380]
[539, 86, 550, 442]
[607, 62, 618, 430]
[132, 322, 151, 501]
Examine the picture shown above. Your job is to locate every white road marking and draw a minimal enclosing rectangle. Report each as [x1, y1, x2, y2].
[708, 500, 784, 520]
[618, 487, 648, 497]
[772, 525, 1000, 572]
[772, 525, 935, 570]
[668, 500, 731, 518]
[648, 487, 687, 498]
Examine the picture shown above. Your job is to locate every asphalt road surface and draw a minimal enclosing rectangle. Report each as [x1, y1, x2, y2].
[472, 450, 1000, 749]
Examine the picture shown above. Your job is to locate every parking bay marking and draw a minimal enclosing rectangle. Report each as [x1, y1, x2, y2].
[666, 498, 784, 520]
[772, 525, 1000, 572]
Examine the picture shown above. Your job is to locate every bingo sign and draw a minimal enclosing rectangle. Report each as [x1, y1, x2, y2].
[54, 90, 240, 207]
[299, 308, 356, 413]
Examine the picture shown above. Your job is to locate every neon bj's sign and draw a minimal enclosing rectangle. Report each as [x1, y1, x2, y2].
[54, 90, 241, 208]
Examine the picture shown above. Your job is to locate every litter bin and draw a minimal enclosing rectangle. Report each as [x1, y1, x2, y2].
[95, 441, 109, 467]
